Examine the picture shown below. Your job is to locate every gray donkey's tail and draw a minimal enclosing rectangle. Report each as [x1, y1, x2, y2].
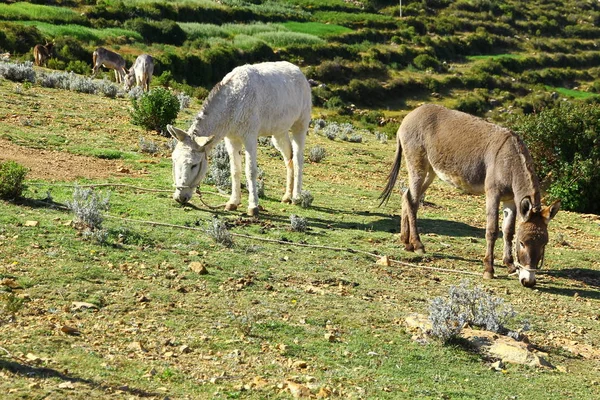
[378, 142, 402, 207]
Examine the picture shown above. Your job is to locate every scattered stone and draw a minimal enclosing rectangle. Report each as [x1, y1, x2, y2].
[189, 261, 208, 275]
[490, 360, 505, 371]
[292, 360, 308, 369]
[376, 255, 391, 266]
[24, 220, 39, 227]
[286, 381, 311, 398]
[127, 341, 146, 352]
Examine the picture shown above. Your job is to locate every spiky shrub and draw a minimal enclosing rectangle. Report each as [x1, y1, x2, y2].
[68, 74, 97, 94]
[66, 186, 110, 232]
[257, 167, 265, 199]
[312, 118, 326, 134]
[290, 214, 308, 232]
[428, 280, 521, 343]
[0, 60, 35, 83]
[206, 216, 233, 247]
[97, 79, 121, 98]
[375, 131, 388, 143]
[0, 161, 28, 200]
[127, 86, 144, 100]
[1, 292, 25, 322]
[130, 87, 180, 135]
[294, 190, 314, 208]
[138, 136, 161, 154]
[205, 141, 231, 193]
[308, 146, 327, 163]
[321, 124, 339, 140]
[177, 92, 191, 110]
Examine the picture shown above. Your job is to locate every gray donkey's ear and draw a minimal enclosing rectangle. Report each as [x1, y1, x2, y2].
[167, 125, 187, 142]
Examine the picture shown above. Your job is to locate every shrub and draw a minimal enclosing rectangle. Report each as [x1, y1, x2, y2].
[130, 87, 180, 135]
[177, 92, 192, 110]
[0, 61, 36, 83]
[0, 161, 28, 200]
[308, 146, 326, 163]
[138, 136, 161, 154]
[294, 190, 314, 208]
[412, 54, 441, 71]
[0, 22, 43, 54]
[66, 186, 110, 244]
[205, 142, 231, 193]
[290, 214, 308, 232]
[206, 216, 233, 247]
[508, 101, 600, 213]
[429, 280, 523, 343]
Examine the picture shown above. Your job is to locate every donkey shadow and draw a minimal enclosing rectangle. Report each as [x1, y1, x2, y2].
[0, 359, 160, 397]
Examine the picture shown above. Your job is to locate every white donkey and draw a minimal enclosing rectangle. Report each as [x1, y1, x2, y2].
[167, 61, 312, 216]
[124, 54, 154, 91]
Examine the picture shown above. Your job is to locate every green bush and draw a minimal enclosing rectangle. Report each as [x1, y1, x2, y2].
[0, 161, 28, 200]
[508, 101, 600, 213]
[412, 54, 441, 71]
[130, 87, 180, 136]
[0, 22, 44, 54]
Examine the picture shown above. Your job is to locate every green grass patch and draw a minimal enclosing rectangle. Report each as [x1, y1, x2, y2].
[281, 21, 352, 37]
[467, 54, 525, 61]
[14, 21, 142, 43]
[253, 31, 324, 47]
[0, 2, 86, 24]
[545, 85, 599, 99]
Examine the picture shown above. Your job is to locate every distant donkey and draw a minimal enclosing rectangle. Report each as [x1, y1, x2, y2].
[33, 42, 54, 67]
[167, 61, 312, 217]
[124, 54, 154, 92]
[379, 104, 560, 287]
[92, 47, 126, 83]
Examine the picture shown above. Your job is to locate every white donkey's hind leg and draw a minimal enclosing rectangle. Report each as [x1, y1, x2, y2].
[244, 138, 259, 216]
[290, 119, 308, 202]
[271, 134, 294, 203]
[224, 137, 243, 212]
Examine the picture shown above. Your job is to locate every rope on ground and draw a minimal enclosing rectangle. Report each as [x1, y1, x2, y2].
[104, 214, 482, 276]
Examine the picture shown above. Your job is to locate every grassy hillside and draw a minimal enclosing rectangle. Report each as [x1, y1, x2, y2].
[1, 1, 600, 399]
[1, 75, 600, 399]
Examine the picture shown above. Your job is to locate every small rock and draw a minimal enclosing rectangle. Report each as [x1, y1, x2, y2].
[24, 220, 39, 227]
[189, 261, 208, 275]
[292, 360, 308, 369]
[490, 360, 505, 371]
[376, 255, 391, 266]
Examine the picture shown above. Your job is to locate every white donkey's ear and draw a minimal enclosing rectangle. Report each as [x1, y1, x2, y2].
[194, 135, 215, 150]
[167, 124, 187, 142]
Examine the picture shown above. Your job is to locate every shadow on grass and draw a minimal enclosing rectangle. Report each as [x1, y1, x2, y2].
[546, 268, 600, 288]
[536, 282, 600, 300]
[0, 359, 160, 397]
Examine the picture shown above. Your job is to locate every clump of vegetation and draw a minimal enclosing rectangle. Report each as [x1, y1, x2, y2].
[66, 186, 110, 243]
[130, 87, 180, 136]
[429, 280, 526, 343]
[205, 142, 231, 193]
[508, 101, 600, 214]
[206, 216, 233, 247]
[177, 92, 192, 110]
[290, 214, 308, 232]
[308, 146, 326, 163]
[294, 190, 314, 208]
[138, 136, 161, 154]
[0, 161, 28, 200]
[1, 292, 25, 323]
[375, 131, 388, 143]
[0, 60, 35, 83]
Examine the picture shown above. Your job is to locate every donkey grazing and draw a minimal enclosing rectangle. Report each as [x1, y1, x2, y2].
[167, 61, 312, 217]
[124, 54, 154, 92]
[33, 42, 53, 67]
[379, 104, 560, 287]
[92, 47, 126, 83]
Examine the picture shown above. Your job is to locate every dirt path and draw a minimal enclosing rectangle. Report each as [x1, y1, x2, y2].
[0, 139, 130, 181]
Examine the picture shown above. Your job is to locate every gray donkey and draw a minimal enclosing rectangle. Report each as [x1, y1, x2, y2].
[380, 104, 560, 287]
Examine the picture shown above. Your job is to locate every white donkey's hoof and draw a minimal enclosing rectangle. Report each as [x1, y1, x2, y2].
[281, 195, 292, 204]
[247, 207, 259, 217]
[225, 203, 238, 211]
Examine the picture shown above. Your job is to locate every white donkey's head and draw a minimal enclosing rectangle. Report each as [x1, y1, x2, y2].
[167, 124, 215, 204]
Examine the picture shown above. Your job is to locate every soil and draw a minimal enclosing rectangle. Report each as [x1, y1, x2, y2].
[0, 139, 130, 181]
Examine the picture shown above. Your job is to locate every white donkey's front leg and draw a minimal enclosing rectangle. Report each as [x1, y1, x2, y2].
[244, 139, 259, 217]
[225, 137, 242, 211]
